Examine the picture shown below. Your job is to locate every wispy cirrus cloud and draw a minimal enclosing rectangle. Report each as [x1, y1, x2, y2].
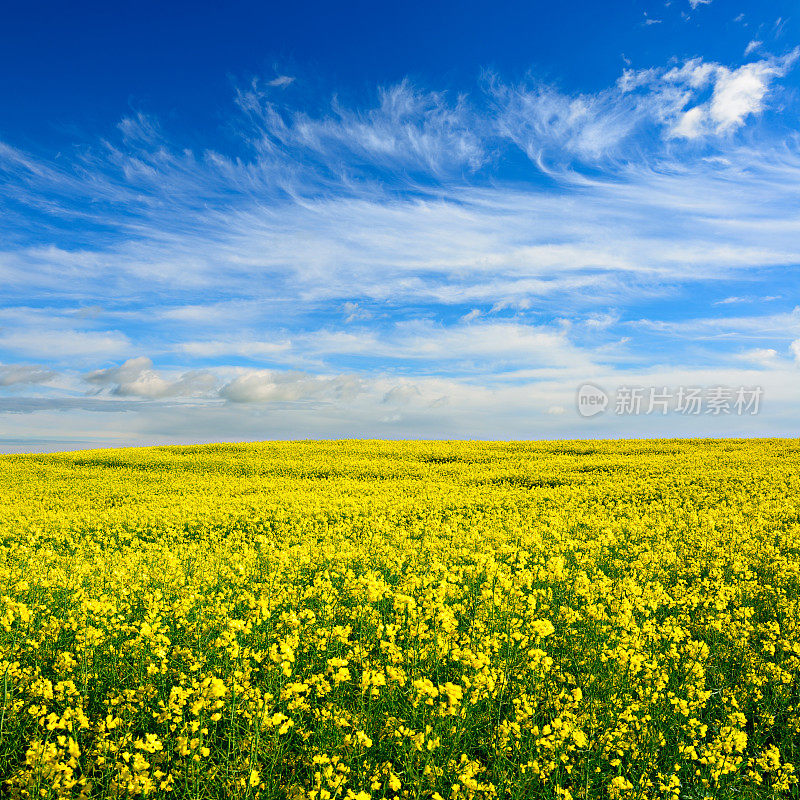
[489, 50, 798, 167]
[2, 50, 800, 448]
[234, 78, 489, 175]
[745, 40, 763, 57]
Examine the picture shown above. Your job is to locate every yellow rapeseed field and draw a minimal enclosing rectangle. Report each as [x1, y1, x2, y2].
[1, 438, 799, 799]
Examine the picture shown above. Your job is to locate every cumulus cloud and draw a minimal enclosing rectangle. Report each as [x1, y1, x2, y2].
[668, 52, 799, 138]
[671, 106, 706, 139]
[733, 348, 779, 367]
[85, 357, 218, 398]
[710, 61, 787, 131]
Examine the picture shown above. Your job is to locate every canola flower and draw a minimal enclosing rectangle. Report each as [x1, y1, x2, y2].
[0, 438, 799, 799]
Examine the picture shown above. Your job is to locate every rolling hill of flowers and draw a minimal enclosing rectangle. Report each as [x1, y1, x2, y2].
[1, 439, 799, 799]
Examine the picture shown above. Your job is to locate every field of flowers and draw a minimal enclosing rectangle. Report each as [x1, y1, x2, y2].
[1, 438, 799, 799]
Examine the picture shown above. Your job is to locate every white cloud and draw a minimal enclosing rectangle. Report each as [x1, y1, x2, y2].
[744, 40, 762, 57]
[1, 56, 798, 314]
[688, 0, 712, 8]
[0, 328, 130, 359]
[714, 295, 781, 305]
[179, 339, 292, 359]
[667, 52, 799, 138]
[733, 348, 779, 367]
[490, 79, 640, 165]
[672, 106, 706, 139]
[388, 321, 586, 367]
[299, 320, 594, 373]
[635, 308, 800, 340]
[159, 301, 266, 325]
[219, 370, 362, 403]
[489, 51, 798, 162]
[460, 309, 482, 323]
[585, 312, 619, 330]
[382, 383, 424, 406]
[343, 302, 372, 323]
[6, 359, 800, 451]
[235, 78, 487, 174]
[711, 62, 782, 131]
[85, 357, 218, 398]
[0, 363, 56, 387]
[267, 75, 295, 88]
[3, 55, 800, 447]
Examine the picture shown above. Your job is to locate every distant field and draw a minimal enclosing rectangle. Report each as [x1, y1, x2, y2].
[1, 439, 799, 799]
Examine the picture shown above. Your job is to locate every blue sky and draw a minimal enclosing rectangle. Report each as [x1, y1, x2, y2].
[1, 0, 799, 450]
